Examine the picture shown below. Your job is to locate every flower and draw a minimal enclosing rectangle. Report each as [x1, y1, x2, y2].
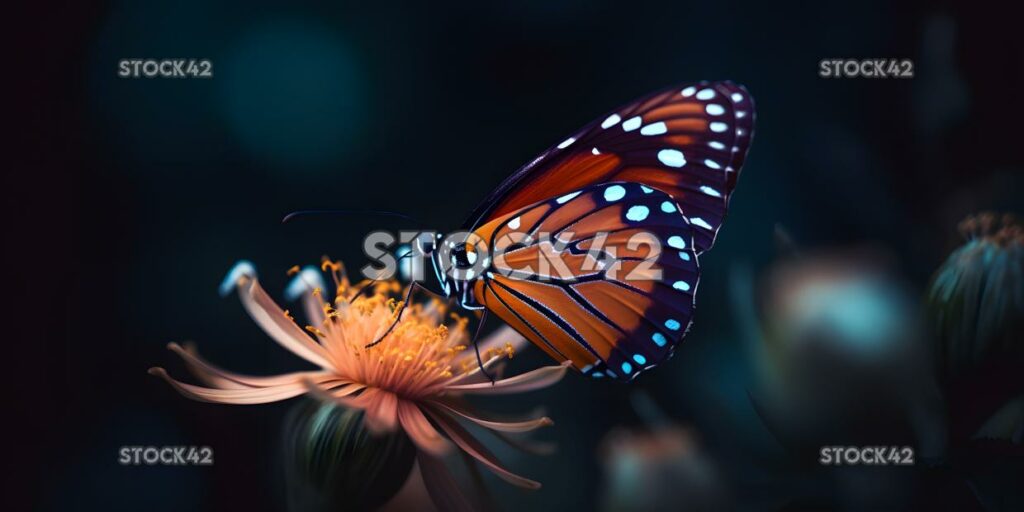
[599, 426, 731, 512]
[928, 212, 1024, 381]
[282, 399, 416, 512]
[733, 249, 943, 462]
[927, 212, 1024, 443]
[150, 259, 569, 508]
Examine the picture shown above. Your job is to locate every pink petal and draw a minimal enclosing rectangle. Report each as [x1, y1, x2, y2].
[423, 405, 542, 490]
[301, 379, 403, 433]
[149, 367, 344, 404]
[169, 342, 331, 389]
[284, 266, 327, 326]
[429, 400, 553, 433]
[417, 453, 475, 512]
[365, 389, 399, 432]
[445, 362, 570, 395]
[175, 342, 248, 389]
[397, 401, 451, 456]
[300, 378, 370, 406]
[490, 430, 558, 456]
[236, 277, 335, 371]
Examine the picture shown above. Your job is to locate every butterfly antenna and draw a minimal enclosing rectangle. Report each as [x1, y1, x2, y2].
[282, 209, 430, 230]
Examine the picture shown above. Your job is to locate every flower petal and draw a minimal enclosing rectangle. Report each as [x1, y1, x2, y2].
[430, 400, 553, 433]
[423, 405, 542, 489]
[284, 265, 327, 326]
[417, 452, 475, 512]
[169, 342, 331, 389]
[301, 379, 403, 433]
[149, 367, 344, 404]
[366, 389, 400, 432]
[236, 277, 336, 371]
[220, 260, 256, 297]
[300, 378, 370, 406]
[490, 430, 558, 456]
[445, 361, 570, 395]
[397, 401, 451, 456]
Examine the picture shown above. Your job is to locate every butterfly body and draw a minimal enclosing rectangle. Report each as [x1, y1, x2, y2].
[423, 81, 755, 381]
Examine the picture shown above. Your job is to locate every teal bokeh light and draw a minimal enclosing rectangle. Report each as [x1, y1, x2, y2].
[219, 20, 367, 171]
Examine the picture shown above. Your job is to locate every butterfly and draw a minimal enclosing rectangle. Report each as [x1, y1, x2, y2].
[413, 81, 755, 381]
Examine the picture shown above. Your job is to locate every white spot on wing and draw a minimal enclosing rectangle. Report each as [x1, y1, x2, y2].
[710, 122, 728, 133]
[556, 191, 581, 204]
[731, 92, 743, 102]
[626, 205, 650, 222]
[657, 149, 686, 168]
[691, 217, 713, 230]
[622, 116, 642, 131]
[700, 185, 722, 197]
[681, 86, 696, 97]
[591, 147, 601, 155]
[601, 113, 621, 129]
[667, 235, 686, 249]
[557, 137, 576, 149]
[708, 141, 725, 150]
[508, 216, 521, 229]
[706, 104, 725, 115]
[696, 88, 715, 100]
[704, 159, 722, 170]
[603, 185, 626, 202]
[640, 121, 667, 136]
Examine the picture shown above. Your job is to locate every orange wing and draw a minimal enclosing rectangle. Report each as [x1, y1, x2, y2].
[463, 81, 755, 255]
[471, 182, 699, 381]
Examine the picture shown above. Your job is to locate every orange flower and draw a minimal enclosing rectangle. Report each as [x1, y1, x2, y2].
[150, 260, 568, 500]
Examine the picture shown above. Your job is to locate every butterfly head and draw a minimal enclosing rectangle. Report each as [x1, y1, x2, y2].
[417, 233, 485, 309]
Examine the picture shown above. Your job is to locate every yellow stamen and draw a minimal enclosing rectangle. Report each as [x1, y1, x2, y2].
[286, 265, 301, 276]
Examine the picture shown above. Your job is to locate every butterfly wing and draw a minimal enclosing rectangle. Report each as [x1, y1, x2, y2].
[471, 182, 699, 381]
[463, 81, 754, 255]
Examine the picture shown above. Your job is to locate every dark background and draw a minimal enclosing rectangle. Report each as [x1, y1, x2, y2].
[11, 0, 1023, 510]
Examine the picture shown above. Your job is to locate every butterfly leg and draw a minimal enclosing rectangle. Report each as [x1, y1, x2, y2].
[471, 310, 496, 384]
[364, 281, 418, 348]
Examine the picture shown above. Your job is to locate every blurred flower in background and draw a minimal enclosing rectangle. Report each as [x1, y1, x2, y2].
[150, 259, 568, 511]
[749, 248, 943, 454]
[600, 426, 729, 512]
[928, 213, 1024, 384]
[927, 212, 1024, 445]
[731, 240, 947, 509]
[598, 393, 731, 512]
[282, 399, 416, 512]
